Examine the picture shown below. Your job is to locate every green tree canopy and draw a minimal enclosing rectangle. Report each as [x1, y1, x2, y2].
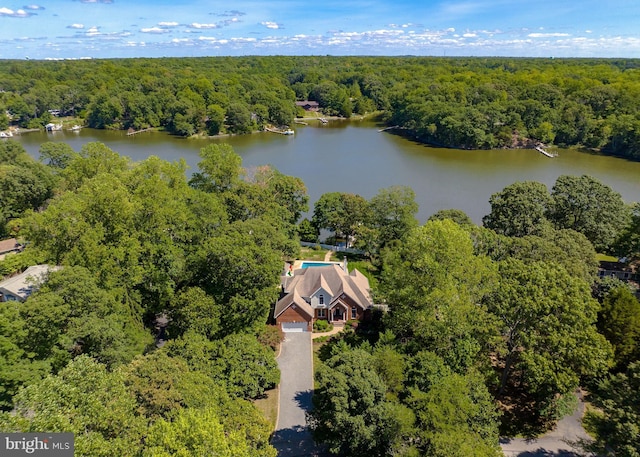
[310, 348, 410, 457]
[588, 362, 640, 457]
[380, 220, 498, 372]
[547, 174, 630, 251]
[485, 258, 612, 419]
[483, 181, 552, 237]
[597, 286, 640, 370]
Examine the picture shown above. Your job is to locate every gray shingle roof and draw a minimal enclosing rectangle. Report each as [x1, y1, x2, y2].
[275, 265, 372, 319]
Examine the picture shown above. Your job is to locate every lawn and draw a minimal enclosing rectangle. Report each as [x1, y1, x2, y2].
[596, 253, 618, 262]
[299, 246, 331, 261]
[253, 387, 279, 430]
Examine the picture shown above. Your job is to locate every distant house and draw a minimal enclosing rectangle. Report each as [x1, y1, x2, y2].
[0, 265, 61, 302]
[0, 238, 23, 260]
[274, 263, 374, 332]
[295, 100, 320, 111]
[598, 261, 639, 282]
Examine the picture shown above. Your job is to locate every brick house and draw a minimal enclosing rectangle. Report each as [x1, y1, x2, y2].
[274, 264, 374, 332]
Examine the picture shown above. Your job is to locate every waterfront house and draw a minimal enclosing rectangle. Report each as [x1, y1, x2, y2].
[295, 101, 320, 112]
[274, 263, 373, 332]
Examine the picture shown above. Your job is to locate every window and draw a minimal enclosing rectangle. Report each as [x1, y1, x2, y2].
[319, 294, 324, 305]
[351, 306, 357, 319]
[318, 309, 326, 318]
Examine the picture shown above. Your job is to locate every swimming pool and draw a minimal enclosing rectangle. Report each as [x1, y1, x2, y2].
[300, 261, 342, 269]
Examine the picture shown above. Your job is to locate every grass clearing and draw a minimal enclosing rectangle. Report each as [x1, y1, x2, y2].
[596, 253, 618, 262]
[253, 387, 279, 430]
[299, 246, 330, 261]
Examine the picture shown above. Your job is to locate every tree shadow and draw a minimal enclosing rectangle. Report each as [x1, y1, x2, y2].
[294, 389, 313, 411]
[271, 425, 319, 457]
[503, 448, 582, 457]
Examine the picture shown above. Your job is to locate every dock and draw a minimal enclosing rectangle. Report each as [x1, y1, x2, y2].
[265, 127, 294, 135]
[378, 125, 400, 132]
[294, 120, 308, 125]
[127, 128, 154, 136]
[535, 146, 557, 158]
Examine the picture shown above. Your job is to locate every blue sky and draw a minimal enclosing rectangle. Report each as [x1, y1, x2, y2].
[0, 0, 639, 60]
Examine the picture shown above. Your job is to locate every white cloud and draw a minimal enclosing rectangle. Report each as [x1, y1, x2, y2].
[23, 4, 44, 10]
[190, 22, 217, 29]
[463, 33, 477, 38]
[158, 21, 179, 27]
[0, 7, 33, 17]
[261, 21, 281, 30]
[68, 23, 84, 29]
[140, 27, 169, 34]
[528, 32, 570, 38]
[86, 26, 100, 36]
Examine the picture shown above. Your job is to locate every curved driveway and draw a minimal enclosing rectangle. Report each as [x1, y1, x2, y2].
[271, 332, 326, 457]
[500, 391, 593, 456]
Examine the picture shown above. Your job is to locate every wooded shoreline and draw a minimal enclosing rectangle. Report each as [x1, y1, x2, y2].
[1, 56, 639, 160]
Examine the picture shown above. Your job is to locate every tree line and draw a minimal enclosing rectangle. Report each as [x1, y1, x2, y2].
[1, 56, 640, 159]
[1, 137, 639, 455]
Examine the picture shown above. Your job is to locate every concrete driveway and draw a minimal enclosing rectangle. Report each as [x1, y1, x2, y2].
[501, 391, 593, 457]
[271, 332, 326, 457]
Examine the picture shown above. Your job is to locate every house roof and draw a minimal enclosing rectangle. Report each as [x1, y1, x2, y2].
[0, 265, 61, 301]
[0, 238, 20, 255]
[275, 265, 372, 319]
[599, 261, 638, 273]
[295, 100, 319, 107]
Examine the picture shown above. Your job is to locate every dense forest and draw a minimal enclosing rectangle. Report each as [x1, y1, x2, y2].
[0, 139, 305, 455]
[1, 134, 639, 455]
[1, 56, 640, 159]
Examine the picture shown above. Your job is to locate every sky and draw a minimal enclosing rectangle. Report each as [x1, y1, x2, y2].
[0, 0, 639, 60]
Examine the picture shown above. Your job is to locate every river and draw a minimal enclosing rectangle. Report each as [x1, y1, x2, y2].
[15, 120, 640, 224]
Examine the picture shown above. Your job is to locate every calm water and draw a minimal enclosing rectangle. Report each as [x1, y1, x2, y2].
[15, 121, 640, 223]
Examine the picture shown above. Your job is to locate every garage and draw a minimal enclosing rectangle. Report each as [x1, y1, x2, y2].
[281, 322, 309, 332]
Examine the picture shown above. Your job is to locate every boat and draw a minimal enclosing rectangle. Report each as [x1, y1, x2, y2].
[69, 125, 82, 132]
[45, 123, 62, 132]
[283, 129, 294, 135]
[319, 118, 328, 124]
[0, 131, 11, 138]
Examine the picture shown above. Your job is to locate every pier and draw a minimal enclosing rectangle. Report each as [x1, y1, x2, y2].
[265, 127, 294, 135]
[127, 128, 154, 136]
[378, 125, 400, 132]
[535, 146, 557, 158]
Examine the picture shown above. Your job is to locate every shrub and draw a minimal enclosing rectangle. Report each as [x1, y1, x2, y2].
[256, 325, 282, 351]
[313, 319, 333, 333]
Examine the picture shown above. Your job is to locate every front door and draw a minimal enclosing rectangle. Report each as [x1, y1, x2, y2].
[332, 308, 343, 322]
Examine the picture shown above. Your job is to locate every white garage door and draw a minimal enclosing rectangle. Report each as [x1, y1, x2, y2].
[281, 322, 308, 332]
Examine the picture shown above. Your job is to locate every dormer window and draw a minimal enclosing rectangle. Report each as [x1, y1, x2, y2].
[319, 294, 324, 305]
